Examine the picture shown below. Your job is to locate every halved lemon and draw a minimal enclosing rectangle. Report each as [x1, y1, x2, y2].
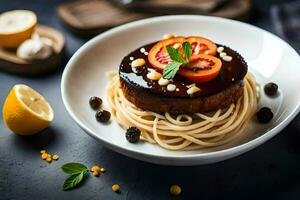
[2, 84, 54, 135]
[0, 10, 37, 48]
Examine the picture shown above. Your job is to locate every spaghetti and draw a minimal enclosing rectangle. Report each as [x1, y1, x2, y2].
[106, 71, 257, 150]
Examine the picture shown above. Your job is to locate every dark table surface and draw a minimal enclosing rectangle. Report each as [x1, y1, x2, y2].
[1, 0, 300, 199]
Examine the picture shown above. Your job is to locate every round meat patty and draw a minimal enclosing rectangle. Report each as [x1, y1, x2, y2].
[119, 43, 247, 114]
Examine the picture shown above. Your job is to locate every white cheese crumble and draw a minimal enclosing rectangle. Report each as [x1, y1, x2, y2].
[187, 86, 201, 95]
[131, 58, 145, 68]
[140, 48, 146, 53]
[158, 77, 169, 86]
[223, 56, 232, 62]
[217, 46, 224, 53]
[167, 84, 176, 92]
[186, 83, 196, 88]
[220, 52, 227, 58]
[147, 71, 162, 80]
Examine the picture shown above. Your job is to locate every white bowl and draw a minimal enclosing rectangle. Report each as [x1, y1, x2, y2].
[61, 15, 300, 165]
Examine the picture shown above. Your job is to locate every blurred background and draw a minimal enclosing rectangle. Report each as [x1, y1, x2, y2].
[1, 0, 299, 68]
[1, 0, 300, 199]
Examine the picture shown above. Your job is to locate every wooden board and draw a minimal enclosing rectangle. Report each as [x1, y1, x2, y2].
[129, 0, 251, 19]
[57, 0, 152, 35]
[213, 0, 251, 20]
[0, 25, 64, 76]
[57, 0, 251, 36]
[125, 0, 229, 14]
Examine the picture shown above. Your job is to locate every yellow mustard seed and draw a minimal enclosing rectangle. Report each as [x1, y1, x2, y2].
[52, 154, 59, 160]
[112, 184, 120, 192]
[41, 153, 48, 160]
[100, 168, 106, 172]
[40, 150, 46, 154]
[91, 165, 101, 172]
[46, 157, 52, 163]
[92, 171, 100, 177]
[47, 154, 51, 159]
[170, 185, 182, 196]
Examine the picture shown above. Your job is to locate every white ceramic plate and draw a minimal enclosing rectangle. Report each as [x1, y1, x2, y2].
[61, 15, 300, 165]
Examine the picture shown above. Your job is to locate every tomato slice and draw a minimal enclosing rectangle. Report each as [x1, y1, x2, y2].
[178, 54, 222, 83]
[148, 36, 217, 72]
[186, 36, 217, 57]
[148, 37, 185, 71]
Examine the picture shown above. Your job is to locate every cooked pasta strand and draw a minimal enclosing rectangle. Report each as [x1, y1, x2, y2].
[106, 72, 257, 150]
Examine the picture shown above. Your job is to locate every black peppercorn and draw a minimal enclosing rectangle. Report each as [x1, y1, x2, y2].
[256, 107, 273, 123]
[95, 110, 111, 123]
[89, 96, 102, 110]
[264, 82, 278, 97]
[125, 127, 141, 143]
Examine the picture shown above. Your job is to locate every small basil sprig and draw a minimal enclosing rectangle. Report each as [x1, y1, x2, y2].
[163, 42, 192, 79]
[62, 162, 89, 191]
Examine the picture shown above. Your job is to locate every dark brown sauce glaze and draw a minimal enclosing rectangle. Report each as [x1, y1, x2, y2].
[119, 42, 247, 98]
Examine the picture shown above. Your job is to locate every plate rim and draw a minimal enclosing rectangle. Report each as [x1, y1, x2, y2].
[61, 15, 300, 161]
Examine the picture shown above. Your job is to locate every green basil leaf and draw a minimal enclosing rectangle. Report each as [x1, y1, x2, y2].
[163, 61, 182, 79]
[182, 42, 192, 63]
[62, 162, 88, 175]
[166, 46, 184, 63]
[63, 171, 85, 191]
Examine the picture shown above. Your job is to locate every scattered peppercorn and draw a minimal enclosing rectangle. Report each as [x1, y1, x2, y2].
[264, 82, 278, 96]
[170, 185, 182, 196]
[89, 96, 103, 110]
[112, 184, 120, 192]
[256, 107, 273, 123]
[125, 127, 141, 143]
[95, 110, 111, 123]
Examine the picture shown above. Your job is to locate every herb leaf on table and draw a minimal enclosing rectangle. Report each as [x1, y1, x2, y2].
[63, 171, 86, 191]
[62, 162, 89, 174]
[61, 162, 89, 190]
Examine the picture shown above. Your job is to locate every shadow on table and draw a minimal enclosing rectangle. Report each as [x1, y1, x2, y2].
[11, 127, 59, 152]
[85, 113, 300, 199]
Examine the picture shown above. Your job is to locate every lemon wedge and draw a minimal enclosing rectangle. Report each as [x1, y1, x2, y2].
[0, 10, 37, 48]
[2, 84, 54, 135]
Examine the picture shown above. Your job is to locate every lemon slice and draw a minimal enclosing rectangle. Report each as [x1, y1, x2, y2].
[2, 84, 54, 135]
[0, 10, 37, 48]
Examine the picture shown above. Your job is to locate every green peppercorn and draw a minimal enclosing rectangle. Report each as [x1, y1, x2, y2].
[125, 127, 141, 143]
[95, 110, 111, 123]
[89, 96, 102, 110]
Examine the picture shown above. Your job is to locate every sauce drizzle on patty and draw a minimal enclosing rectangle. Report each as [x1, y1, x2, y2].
[119, 42, 247, 98]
